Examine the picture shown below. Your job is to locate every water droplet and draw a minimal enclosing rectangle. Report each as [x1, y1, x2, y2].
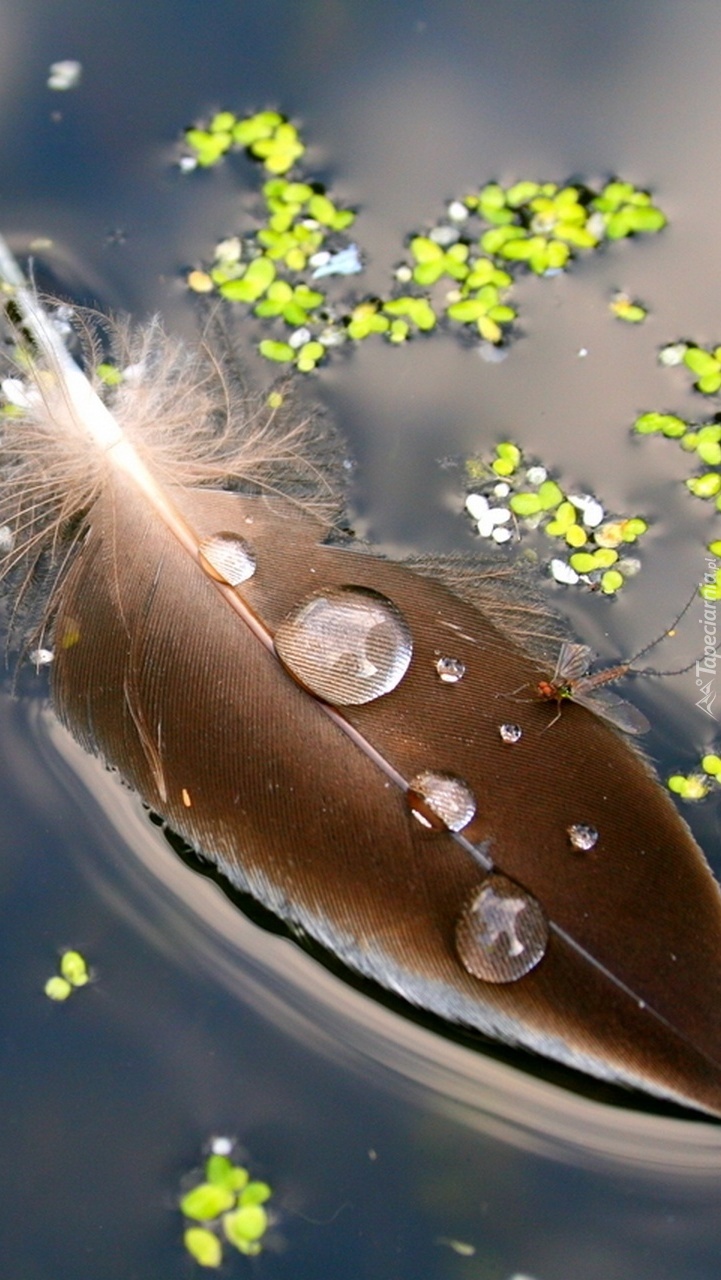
[274, 586, 412, 705]
[199, 532, 256, 586]
[456, 875, 548, 983]
[407, 771, 476, 832]
[499, 723, 522, 744]
[210, 1136, 233, 1156]
[435, 656, 465, 683]
[567, 822, 599, 852]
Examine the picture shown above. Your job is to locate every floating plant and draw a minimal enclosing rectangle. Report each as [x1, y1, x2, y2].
[182, 111, 667, 370]
[463, 440, 647, 594]
[667, 751, 721, 802]
[659, 340, 721, 396]
[44, 949, 91, 1001]
[609, 291, 647, 323]
[185, 109, 305, 174]
[180, 1139, 273, 1266]
[634, 355, 721, 602]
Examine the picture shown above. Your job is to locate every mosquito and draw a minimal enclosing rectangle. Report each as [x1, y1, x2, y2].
[513, 588, 702, 735]
[536, 641, 650, 734]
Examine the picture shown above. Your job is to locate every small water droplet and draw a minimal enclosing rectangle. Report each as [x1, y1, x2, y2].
[199, 532, 257, 586]
[456, 875, 548, 983]
[407, 771, 476, 832]
[274, 586, 412, 705]
[499, 722, 522, 744]
[435, 656, 465, 684]
[29, 647, 54, 667]
[210, 1136, 233, 1156]
[567, 823, 599, 852]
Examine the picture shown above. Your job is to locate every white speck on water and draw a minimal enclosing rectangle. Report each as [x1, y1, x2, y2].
[465, 493, 488, 520]
[447, 200, 469, 222]
[311, 244, 363, 278]
[47, 60, 82, 91]
[550, 558, 580, 585]
[429, 224, 460, 246]
[659, 343, 687, 367]
[569, 493, 604, 527]
[478, 342, 509, 363]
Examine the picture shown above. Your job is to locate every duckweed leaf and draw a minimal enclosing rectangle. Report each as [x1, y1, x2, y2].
[239, 1181, 272, 1206]
[205, 1155, 249, 1192]
[184, 1227, 222, 1268]
[223, 1204, 268, 1249]
[180, 1183, 235, 1221]
[44, 976, 72, 1001]
[60, 950, 89, 986]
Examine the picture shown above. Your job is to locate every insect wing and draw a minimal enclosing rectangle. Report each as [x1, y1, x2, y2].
[572, 683, 651, 735]
[552, 641, 593, 685]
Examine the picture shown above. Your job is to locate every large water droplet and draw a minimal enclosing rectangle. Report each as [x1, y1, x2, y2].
[499, 722, 522, 744]
[456, 875, 548, 983]
[407, 771, 476, 832]
[567, 822, 598, 852]
[274, 586, 412, 705]
[199, 532, 257, 586]
[435, 656, 465, 683]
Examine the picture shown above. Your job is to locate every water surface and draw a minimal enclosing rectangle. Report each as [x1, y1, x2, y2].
[2, 3, 721, 1277]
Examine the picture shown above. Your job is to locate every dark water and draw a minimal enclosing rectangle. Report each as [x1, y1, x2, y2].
[2, 2, 721, 1277]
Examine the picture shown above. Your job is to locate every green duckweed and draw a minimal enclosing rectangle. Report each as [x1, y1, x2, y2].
[667, 773, 711, 801]
[184, 1227, 223, 1269]
[464, 440, 647, 593]
[180, 1143, 273, 1266]
[44, 949, 91, 1000]
[44, 976, 73, 1001]
[181, 112, 667, 369]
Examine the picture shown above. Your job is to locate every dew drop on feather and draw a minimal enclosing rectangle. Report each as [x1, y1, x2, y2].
[198, 532, 257, 586]
[456, 875, 549, 983]
[407, 771, 476, 832]
[274, 586, 412, 705]
[568, 823, 599, 852]
[435, 655, 465, 683]
[499, 723, 523, 744]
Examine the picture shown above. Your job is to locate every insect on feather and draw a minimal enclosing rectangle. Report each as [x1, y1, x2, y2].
[537, 641, 651, 735]
[535, 590, 700, 735]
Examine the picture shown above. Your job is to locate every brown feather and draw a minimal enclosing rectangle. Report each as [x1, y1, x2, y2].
[1, 242, 720, 1115]
[49, 475, 721, 1115]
